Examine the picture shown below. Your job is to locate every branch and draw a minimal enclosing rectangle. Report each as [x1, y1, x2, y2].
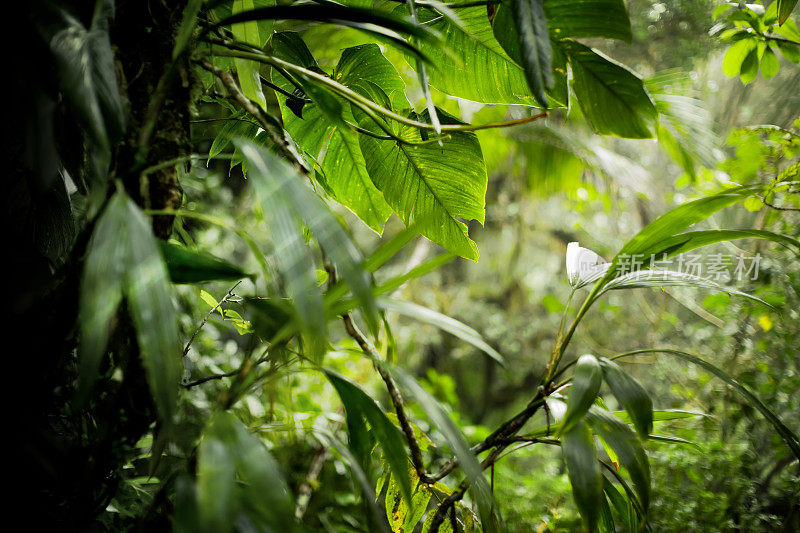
[197, 59, 308, 171]
[183, 281, 243, 357]
[201, 46, 548, 133]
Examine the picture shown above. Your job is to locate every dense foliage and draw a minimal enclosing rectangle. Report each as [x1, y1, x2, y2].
[14, 0, 800, 531]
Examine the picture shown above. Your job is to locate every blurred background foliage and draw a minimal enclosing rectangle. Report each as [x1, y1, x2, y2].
[24, 0, 799, 530]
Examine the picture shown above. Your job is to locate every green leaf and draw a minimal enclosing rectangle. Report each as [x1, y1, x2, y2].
[612, 409, 705, 424]
[358, 109, 487, 260]
[231, 0, 274, 109]
[197, 437, 236, 533]
[173, 0, 203, 59]
[78, 192, 182, 423]
[378, 298, 505, 365]
[491, 7, 568, 107]
[615, 349, 800, 461]
[601, 269, 770, 308]
[238, 139, 379, 341]
[586, 407, 650, 510]
[760, 46, 780, 78]
[418, 5, 543, 105]
[722, 38, 757, 77]
[509, 0, 553, 107]
[606, 185, 767, 280]
[640, 228, 800, 260]
[390, 366, 500, 532]
[562, 421, 603, 530]
[777, 0, 798, 25]
[562, 354, 603, 434]
[200, 412, 295, 531]
[78, 194, 128, 404]
[314, 430, 390, 533]
[47, 2, 124, 197]
[124, 198, 183, 424]
[272, 36, 394, 233]
[207, 112, 259, 164]
[739, 44, 759, 84]
[544, 0, 632, 42]
[775, 39, 800, 62]
[161, 241, 251, 284]
[562, 40, 657, 138]
[325, 370, 414, 507]
[599, 359, 652, 439]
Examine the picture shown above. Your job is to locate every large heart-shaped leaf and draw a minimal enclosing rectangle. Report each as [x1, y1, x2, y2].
[358, 109, 487, 260]
[272, 34, 394, 232]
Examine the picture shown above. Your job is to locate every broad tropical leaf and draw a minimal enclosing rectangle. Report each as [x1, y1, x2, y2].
[358, 109, 487, 260]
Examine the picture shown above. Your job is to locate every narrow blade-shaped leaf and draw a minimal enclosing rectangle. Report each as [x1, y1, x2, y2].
[77, 193, 127, 403]
[614, 349, 800, 460]
[124, 197, 183, 424]
[599, 358, 653, 439]
[586, 407, 650, 510]
[562, 420, 603, 530]
[562, 354, 603, 434]
[325, 370, 413, 506]
[510, 0, 552, 107]
[378, 298, 505, 365]
[161, 241, 251, 284]
[390, 366, 500, 532]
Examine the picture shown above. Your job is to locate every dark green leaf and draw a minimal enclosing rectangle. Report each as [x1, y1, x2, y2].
[778, 0, 798, 25]
[77, 194, 128, 404]
[544, 0, 631, 42]
[561, 40, 657, 138]
[562, 354, 603, 434]
[599, 358, 653, 439]
[509, 0, 553, 107]
[161, 241, 251, 284]
[586, 407, 650, 510]
[325, 370, 414, 507]
[562, 421, 603, 530]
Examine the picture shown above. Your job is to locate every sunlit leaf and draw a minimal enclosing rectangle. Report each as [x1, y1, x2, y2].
[358, 109, 487, 260]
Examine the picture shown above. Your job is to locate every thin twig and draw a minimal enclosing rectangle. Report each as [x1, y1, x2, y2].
[183, 281, 243, 357]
